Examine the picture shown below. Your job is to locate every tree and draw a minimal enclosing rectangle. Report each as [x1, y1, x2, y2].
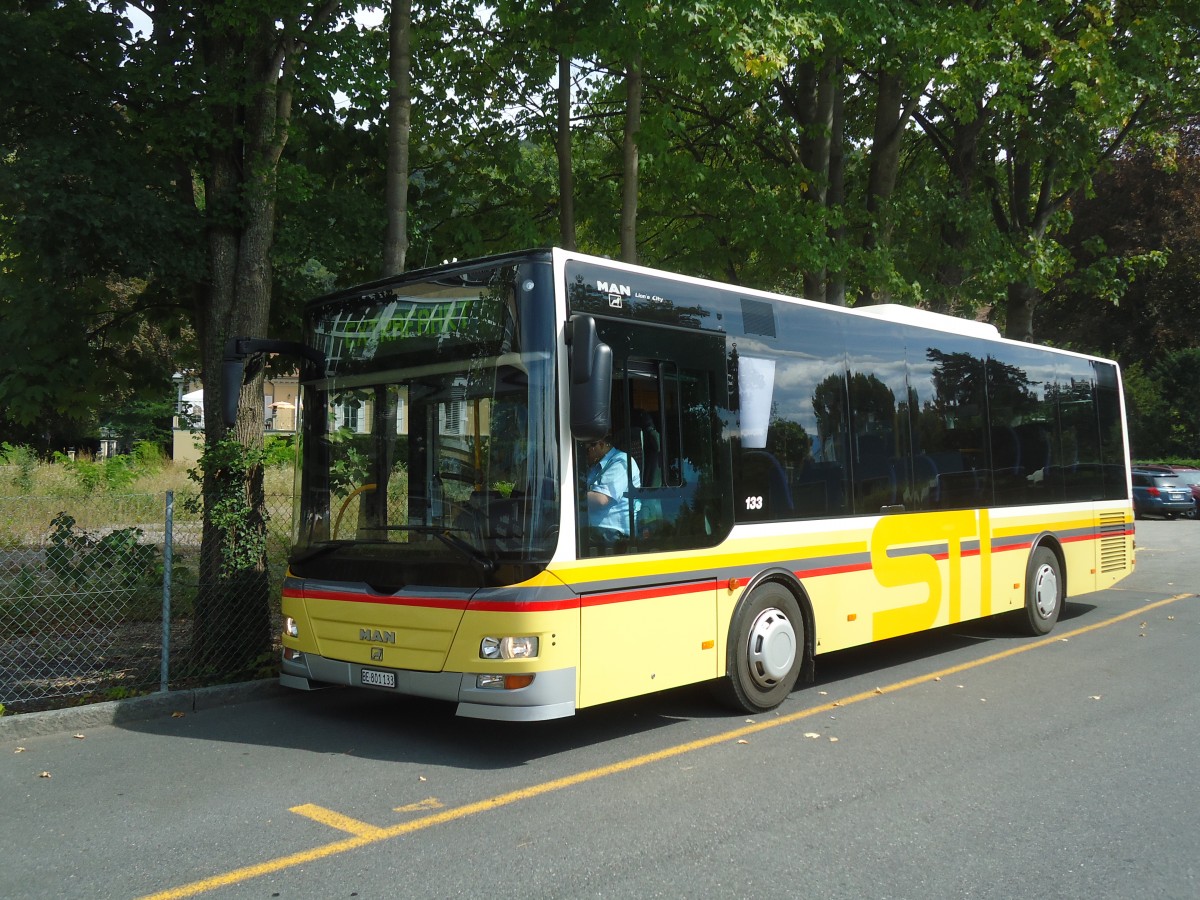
[1037, 124, 1200, 361]
[383, 0, 412, 275]
[0, 2, 198, 451]
[915, 1, 1199, 339]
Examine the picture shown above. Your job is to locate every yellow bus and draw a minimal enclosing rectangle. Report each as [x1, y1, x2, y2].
[230, 248, 1134, 720]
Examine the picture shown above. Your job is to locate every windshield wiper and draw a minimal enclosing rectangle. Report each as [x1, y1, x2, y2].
[386, 525, 496, 573]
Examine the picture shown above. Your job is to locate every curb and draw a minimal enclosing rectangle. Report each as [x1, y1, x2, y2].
[0, 679, 290, 740]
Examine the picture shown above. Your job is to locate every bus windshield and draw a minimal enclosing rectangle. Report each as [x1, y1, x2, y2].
[289, 259, 559, 589]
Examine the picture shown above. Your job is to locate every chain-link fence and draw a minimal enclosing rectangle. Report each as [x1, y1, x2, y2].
[0, 491, 293, 714]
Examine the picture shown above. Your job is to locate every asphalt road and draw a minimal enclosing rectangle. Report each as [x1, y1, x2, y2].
[2, 519, 1197, 900]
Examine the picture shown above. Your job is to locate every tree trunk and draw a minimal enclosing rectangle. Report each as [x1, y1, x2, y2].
[860, 68, 907, 305]
[826, 56, 846, 307]
[556, 50, 576, 251]
[781, 53, 837, 304]
[1005, 279, 1038, 342]
[931, 112, 987, 313]
[191, 16, 293, 673]
[383, 0, 412, 275]
[620, 54, 641, 264]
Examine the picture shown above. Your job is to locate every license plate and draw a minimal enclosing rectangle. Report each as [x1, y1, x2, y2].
[360, 668, 396, 689]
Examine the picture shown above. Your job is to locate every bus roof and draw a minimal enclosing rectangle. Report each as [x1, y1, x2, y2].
[849, 303, 1001, 340]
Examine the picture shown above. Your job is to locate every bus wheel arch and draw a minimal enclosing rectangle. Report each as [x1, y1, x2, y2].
[1020, 537, 1065, 636]
[714, 570, 813, 713]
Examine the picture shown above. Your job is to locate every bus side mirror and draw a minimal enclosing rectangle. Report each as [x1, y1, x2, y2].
[221, 356, 244, 427]
[568, 315, 612, 441]
[221, 337, 324, 428]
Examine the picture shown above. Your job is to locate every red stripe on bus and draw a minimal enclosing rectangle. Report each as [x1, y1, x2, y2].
[282, 526, 1125, 613]
[579, 579, 717, 609]
[468, 597, 580, 613]
[794, 561, 871, 579]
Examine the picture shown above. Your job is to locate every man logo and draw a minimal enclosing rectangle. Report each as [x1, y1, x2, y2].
[359, 628, 396, 644]
[596, 280, 632, 297]
[370, 647, 384, 661]
[597, 279, 631, 308]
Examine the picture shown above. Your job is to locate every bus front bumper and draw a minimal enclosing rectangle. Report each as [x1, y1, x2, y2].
[280, 650, 577, 722]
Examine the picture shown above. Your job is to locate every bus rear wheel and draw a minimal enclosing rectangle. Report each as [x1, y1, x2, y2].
[715, 582, 804, 713]
[1021, 545, 1063, 636]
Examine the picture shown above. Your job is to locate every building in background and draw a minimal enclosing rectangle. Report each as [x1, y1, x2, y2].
[171, 374, 298, 465]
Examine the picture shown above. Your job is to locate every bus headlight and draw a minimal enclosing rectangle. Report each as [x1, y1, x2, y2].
[285, 617, 300, 638]
[480, 636, 539, 660]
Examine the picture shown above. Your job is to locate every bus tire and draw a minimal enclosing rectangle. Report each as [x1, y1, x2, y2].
[715, 582, 804, 713]
[1021, 545, 1063, 636]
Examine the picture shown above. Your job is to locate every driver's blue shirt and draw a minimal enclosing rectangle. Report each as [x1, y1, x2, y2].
[587, 447, 641, 537]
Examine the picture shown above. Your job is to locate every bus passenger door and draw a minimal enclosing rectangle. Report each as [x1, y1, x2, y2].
[574, 322, 730, 706]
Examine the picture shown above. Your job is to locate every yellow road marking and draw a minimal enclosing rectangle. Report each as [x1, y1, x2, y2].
[395, 797, 445, 813]
[289, 803, 388, 838]
[141, 592, 1192, 900]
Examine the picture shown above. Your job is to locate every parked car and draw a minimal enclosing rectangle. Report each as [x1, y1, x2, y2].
[1163, 468, 1200, 518]
[1131, 469, 1197, 519]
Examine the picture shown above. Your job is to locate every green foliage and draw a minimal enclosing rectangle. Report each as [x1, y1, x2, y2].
[1124, 353, 1200, 460]
[186, 437, 269, 574]
[1152, 348, 1200, 457]
[262, 435, 297, 469]
[132, 441, 168, 472]
[1, 442, 38, 492]
[46, 512, 159, 600]
[3, 1, 1199, 465]
[53, 453, 139, 495]
[0, 3, 199, 445]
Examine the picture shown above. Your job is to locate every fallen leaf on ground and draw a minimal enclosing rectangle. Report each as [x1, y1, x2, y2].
[38, 771, 51, 778]
[804, 732, 821, 739]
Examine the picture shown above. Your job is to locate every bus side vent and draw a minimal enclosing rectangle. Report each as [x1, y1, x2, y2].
[1097, 512, 1129, 573]
[741, 298, 777, 338]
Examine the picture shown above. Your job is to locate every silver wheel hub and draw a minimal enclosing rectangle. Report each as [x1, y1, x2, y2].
[746, 607, 797, 688]
[1033, 563, 1059, 619]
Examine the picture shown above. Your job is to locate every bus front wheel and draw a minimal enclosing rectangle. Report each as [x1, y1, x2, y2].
[1021, 545, 1063, 636]
[715, 582, 804, 713]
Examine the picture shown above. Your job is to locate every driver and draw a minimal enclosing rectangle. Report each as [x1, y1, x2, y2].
[583, 435, 640, 542]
